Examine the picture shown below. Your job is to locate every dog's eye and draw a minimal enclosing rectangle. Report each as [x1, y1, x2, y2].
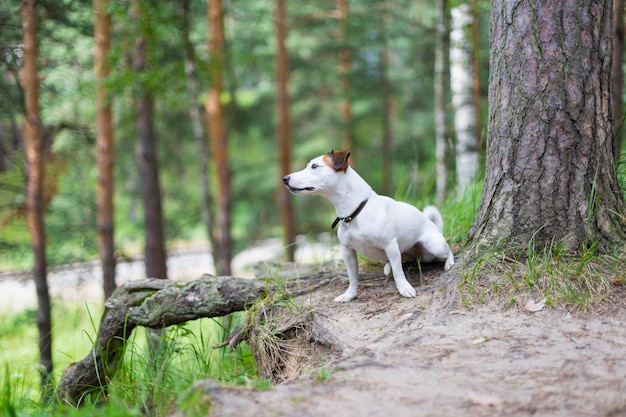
[311, 163, 319, 169]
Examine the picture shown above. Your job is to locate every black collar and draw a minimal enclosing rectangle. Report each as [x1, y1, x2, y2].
[332, 199, 368, 229]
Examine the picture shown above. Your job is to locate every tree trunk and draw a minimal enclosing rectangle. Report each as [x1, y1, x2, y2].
[94, 0, 116, 299]
[20, 0, 53, 393]
[131, 0, 168, 280]
[206, 0, 233, 275]
[468, 0, 626, 257]
[337, 0, 353, 153]
[178, 0, 219, 267]
[434, 0, 449, 202]
[274, 0, 296, 262]
[380, 3, 394, 195]
[613, 0, 625, 156]
[470, 0, 483, 155]
[450, 3, 479, 193]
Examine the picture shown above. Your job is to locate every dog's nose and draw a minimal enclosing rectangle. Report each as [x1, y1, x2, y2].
[282, 175, 290, 185]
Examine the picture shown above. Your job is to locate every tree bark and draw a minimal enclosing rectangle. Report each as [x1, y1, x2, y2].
[337, 0, 353, 153]
[468, 0, 626, 257]
[94, 0, 116, 299]
[178, 0, 219, 267]
[56, 276, 268, 406]
[131, 0, 168, 280]
[434, 0, 449, 202]
[275, 0, 296, 262]
[613, 0, 625, 156]
[470, 0, 483, 154]
[206, 0, 233, 275]
[380, 2, 394, 195]
[20, 0, 53, 392]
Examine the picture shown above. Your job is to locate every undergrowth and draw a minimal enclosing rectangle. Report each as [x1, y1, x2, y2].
[459, 240, 626, 313]
[0, 309, 264, 417]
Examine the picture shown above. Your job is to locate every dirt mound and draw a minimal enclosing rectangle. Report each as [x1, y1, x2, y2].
[191, 265, 626, 417]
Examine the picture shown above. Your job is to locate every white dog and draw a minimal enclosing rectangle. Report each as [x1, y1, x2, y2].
[283, 150, 454, 302]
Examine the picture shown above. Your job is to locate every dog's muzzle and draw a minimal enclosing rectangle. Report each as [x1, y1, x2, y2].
[283, 175, 315, 193]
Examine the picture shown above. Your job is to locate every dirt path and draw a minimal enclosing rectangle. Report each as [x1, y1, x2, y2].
[0, 237, 341, 313]
[195, 267, 626, 417]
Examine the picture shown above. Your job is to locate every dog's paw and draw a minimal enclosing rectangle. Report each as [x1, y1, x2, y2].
[383, 263, 391, 276]
[396, 282, 417, 298]
[444, 253, 455, 271]
[334, 290, 357, 302]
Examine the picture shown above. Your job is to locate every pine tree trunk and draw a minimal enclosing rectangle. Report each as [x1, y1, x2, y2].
[20, 0, 53, 392]
[178, 0, 219, 268]
[337, 0, 353, 152]
[380, 3, 394, 195]
[274, 0, 296, 262]
[613, 0, 625, 156]
[468, 0, 626, 257]
[131, 0, 168, 280]
[470, 0, 483, 154]
[94, 0, 116, 299]
[206, 0, 233, 275]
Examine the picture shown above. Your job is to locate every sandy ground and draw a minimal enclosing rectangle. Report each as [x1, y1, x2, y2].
[194, 264, 626, 417]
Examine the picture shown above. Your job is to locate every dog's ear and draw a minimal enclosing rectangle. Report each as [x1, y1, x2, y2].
[327, 150, 351, 172]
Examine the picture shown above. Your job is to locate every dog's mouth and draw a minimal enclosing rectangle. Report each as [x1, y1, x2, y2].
[287, 186, 316, 194]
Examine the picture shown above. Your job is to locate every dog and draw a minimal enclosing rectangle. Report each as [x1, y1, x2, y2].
[283, 150, 454, 302]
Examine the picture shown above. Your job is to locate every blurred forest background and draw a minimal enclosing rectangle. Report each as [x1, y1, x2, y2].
[2, 0, 626, 410]
[0, 0, 493, 274]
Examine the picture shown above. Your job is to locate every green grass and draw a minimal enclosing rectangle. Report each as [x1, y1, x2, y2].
[0, 302, 260, 417]
[459, 239, 626, 312]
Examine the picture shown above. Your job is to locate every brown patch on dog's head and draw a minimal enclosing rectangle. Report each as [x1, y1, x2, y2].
[324, 150, 351, 172]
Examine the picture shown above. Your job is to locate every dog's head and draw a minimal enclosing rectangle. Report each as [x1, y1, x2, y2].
[282, 150, 351, 195]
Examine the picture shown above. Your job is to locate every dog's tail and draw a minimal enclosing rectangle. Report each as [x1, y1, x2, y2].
[423, 205, 444, 233]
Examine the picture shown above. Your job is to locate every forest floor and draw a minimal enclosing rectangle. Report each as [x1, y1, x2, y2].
[3, 242, 626, 416]
[195, 262, 626, 417]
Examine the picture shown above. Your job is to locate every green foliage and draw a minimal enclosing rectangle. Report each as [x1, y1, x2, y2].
[0, 301, 263, 416]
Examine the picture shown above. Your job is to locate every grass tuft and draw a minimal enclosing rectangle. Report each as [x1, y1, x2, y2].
[459, 239, 625, 313]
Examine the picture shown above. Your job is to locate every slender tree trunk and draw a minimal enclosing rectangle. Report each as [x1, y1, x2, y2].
[94, 0, 116, 299]
[470, 0, 483, 154]
[468, 0, 626, 258]
[131, 0, 168, 280]
[206, 0, 232, 275]
[613, 0, 625, 156]
[434, 0, 449, 202]
[20, 0, 53, 393]
[337, 0, 353, 152]
[178, 0, 219, 268]
[450, 3, 479, 193]
[274, 0, 296, 262]
[380, 2, 394, 195]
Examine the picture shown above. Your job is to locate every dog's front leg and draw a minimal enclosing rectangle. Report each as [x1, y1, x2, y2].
[335, 246, 359, 302]
[384, 240, 417, 298]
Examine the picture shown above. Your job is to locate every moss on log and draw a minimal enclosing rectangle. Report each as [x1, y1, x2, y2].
[56, 275, 267, 405]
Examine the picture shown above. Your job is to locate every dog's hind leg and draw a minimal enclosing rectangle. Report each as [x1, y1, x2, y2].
[335, 246, 359, 302]
[384, 240, 416, 298]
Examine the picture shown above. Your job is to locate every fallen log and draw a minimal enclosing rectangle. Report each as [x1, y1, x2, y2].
[56, 275, 267, 405]
[56, 271, 337, 406]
